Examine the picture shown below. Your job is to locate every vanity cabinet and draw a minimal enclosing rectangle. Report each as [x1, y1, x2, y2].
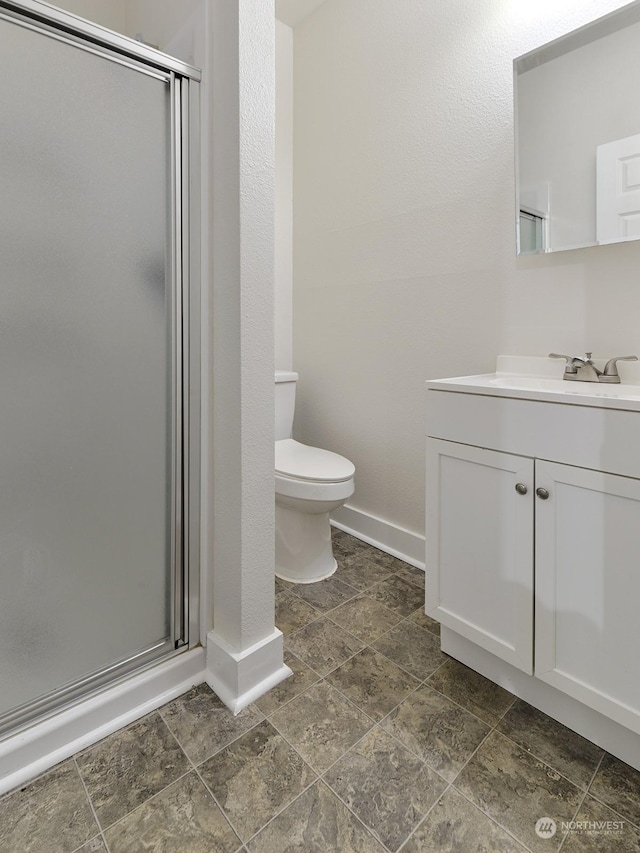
[426, 375, 640, 737]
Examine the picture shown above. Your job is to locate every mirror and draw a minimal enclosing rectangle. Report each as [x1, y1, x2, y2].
[515, 1, 640, 254]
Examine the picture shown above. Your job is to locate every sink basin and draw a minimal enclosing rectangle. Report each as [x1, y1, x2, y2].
[427, 356, 640, 411]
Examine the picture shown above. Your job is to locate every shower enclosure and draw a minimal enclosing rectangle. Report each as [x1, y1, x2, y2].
[0, 1, 200, 737]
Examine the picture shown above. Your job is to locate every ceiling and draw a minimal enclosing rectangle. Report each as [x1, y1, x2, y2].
[275, 0, 328, 28]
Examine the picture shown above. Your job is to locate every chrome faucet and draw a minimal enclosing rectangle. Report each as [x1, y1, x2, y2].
[549, 352, 638, 383]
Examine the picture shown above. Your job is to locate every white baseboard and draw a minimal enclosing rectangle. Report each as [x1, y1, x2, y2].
[206, 628, 292, 715]
[442, 628, 640, 773]
[331, 504, 425, 570]
[0, 648, 206, 796]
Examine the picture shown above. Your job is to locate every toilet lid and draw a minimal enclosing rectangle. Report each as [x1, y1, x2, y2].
[275, 439, 355, 483]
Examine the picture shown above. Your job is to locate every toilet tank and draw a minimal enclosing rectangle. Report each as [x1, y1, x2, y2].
[275, 370, 299, 440]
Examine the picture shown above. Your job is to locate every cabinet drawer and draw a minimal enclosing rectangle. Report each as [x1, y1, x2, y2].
[427, 390, 640, 478]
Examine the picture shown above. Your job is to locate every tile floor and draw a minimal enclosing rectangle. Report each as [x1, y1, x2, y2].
[1, 530, 639, 852]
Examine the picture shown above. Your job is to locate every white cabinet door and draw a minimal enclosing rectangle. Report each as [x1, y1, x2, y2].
[426, 439, 534, 673]
[535, 461, 640, 734]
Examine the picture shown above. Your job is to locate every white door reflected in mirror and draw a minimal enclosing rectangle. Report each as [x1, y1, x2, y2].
[597, 133, 640, 244]
[515, 1, 640, 255]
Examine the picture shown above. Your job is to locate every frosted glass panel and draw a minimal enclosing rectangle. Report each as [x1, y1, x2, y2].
[0, 19, 173, 716]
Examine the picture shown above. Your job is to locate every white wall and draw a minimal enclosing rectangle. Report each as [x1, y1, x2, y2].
[275, 19, 293, 369]
[125, 0, 203, 62]
[49, 0, 126, 31]
[292, 0, 640, 541]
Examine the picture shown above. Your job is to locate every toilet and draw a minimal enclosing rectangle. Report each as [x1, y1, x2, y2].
[275, 370, 355, 583]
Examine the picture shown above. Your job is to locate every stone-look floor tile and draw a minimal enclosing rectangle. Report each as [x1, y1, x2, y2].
[254, 651, 320, 716]
[104, 772, 240, 853]
[159, 683, 263, 765]
[275, 590, 320, 636]
[402, 787, 527, 853]
[275, 576, 293, 594]
[395, 566, 425, 591]
[289, 576, 358, 612]
[589, 753, 640, 827]
[428, 659, 514, 726]
[269, 681, 373, 773]
[344, 548, 407, 575]
[328, 595, 403, 644]
[324, 727, 447, 851]
[497, 699, 604, 789]
[561, 794, 640, 852]
[366, 575, 425, 617]
[372, 620, 447, 680]
[285, 617, 364, 676]
[199, 720, 317, 841]
[338, 560, 394, 592]
[331, 530, 370, 559]
[76, 713, 190, 830]
[247, 781, 386, 853]
[408, 607, 441, 636]
[0, 760, 98, 853]
[380, 683, 490, 783]
[326, 648, 419, 722]
[455, 730, 583, 853]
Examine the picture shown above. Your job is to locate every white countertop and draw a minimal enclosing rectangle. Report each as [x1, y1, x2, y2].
[427, 356, 640, 412]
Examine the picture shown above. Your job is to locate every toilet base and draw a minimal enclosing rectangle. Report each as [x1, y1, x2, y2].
[275, 504, 338, 584]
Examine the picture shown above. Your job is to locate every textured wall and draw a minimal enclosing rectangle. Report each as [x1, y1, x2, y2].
[275, 20, 293, 370]
[48, 0, 127, 31]
[209, 0, 276, 650]
[292, 0, 640, 538]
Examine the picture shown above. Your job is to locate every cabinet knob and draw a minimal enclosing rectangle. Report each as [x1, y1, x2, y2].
[536, 487, 550, 500]
[515, 483, 528, 495]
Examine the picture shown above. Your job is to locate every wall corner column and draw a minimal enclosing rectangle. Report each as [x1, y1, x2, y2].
[204, 0, 290, 712]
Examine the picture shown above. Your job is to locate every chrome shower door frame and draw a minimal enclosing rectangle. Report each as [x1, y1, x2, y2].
[0, 0, 201, 738]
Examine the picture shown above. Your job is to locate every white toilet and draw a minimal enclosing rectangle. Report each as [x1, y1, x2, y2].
[275, 370, 355, 583]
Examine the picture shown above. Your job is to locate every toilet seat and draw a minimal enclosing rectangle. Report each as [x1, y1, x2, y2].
[275, 439, 355, 483]
[275, 439, 355, 503]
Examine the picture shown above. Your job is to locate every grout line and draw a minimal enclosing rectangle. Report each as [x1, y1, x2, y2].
[486, 728, 597, 795]
[557, 786, 589, 853]
[582, 750, 640, 832]
[438, 725, 527, 848]
[72, 755, 111, 853]
[395, 788, 453, 852]
[94, 767, 194, 835]
[313, 774, 396, 853]
[158, 704, 265, 774]
[451, 787, 537, 853]
[417, 679, 510, 730]
[192, 762, 247, 846]
[235, 734, 324, 848]
[583, 791, 640, 832]
[495, 693, 518, 721]
[560, 746, 608, 847]
[157, 709, 248, 846]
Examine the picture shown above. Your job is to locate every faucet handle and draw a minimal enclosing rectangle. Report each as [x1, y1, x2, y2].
[548, 353, 578, 374]
[602, 355, 638, 380]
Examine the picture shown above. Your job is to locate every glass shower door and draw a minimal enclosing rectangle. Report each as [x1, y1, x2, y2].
[0, 11, 185, 732]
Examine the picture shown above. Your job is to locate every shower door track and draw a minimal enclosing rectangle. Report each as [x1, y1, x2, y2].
[0, 1, 201, 741]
